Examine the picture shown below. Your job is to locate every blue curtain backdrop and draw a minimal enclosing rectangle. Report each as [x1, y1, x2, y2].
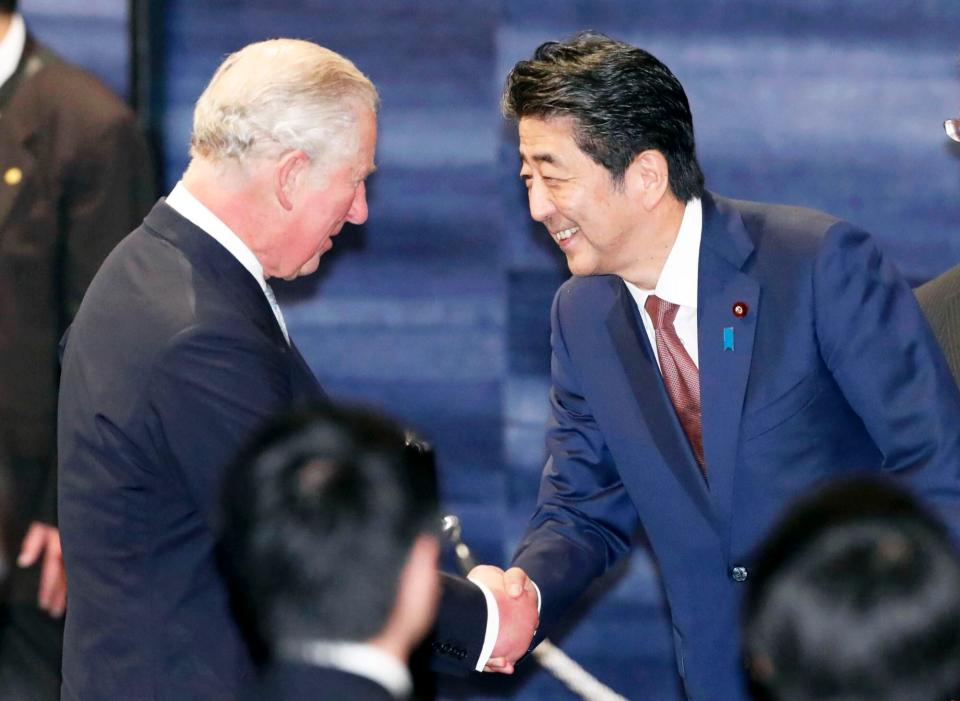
[27, 1, 960, 700]
[20, 0, 129, 99]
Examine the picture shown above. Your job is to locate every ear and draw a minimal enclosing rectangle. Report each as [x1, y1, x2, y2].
[371, 534, 441, 657]
[624, 149, 671, 211]
[402, 535, 441, 597]
[394, 534, 441, 635]
[748, 652, 776, 683]
[274, 150, 312, 212]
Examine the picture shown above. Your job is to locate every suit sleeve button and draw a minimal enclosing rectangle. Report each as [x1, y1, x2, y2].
[731, 566, 748, 582]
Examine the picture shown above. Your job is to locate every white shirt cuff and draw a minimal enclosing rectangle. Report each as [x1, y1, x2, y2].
[466, 575, 543, 672]
[467, 578, 498, 671]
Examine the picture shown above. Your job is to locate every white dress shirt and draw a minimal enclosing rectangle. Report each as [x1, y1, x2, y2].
[279, 640, 412, 699]
[624, 197, 703, 369]
[165, 181, 289, 343]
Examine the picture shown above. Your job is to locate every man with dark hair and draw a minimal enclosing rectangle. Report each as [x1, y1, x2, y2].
[743, 478, 960, 701]
[0, 1, 154, 699]
[221, 405, 444, 701]
[471, 32, 960, 700]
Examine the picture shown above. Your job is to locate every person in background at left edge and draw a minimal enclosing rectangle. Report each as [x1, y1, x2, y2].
[0, 2, 154, 699]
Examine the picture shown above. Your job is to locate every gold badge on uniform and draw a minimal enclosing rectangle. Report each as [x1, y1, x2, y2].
[4, 167, 22, 186]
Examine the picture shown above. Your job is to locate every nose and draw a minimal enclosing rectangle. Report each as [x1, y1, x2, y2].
[347, 182, 369, 224]
[527, 179, 555, 223]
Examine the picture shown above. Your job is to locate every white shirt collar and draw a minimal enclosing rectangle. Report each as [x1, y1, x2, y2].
[624, 196, 702, 307]
[0, 14, 26, 89]
[278, 640, 413, 700]
[165, 181, 267, 292]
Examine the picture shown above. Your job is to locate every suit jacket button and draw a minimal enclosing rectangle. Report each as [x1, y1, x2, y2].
[731, 566, 748, 582]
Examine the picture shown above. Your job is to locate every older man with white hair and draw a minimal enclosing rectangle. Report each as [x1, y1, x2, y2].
[57, 39, 532, 701]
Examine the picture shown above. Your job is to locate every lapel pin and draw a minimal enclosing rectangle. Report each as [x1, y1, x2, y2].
[732, 301, 748, 318]
[723, 326, 735, 351]
[4, 167, 21, 186]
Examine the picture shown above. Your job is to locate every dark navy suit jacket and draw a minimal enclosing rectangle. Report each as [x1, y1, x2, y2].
[511, 192, 960, 701]
[58, 201, 324, 701]
[57, 202, 486, 701]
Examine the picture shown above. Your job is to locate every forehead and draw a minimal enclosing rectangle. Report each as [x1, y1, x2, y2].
[518, 115, 582, 164]
[356, 109, 378, 163]
[331, 108, 377, 180]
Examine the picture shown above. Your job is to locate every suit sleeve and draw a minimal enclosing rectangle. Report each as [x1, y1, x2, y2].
[510, 290, 640, 642]
[427, 573, 489, 675]
[35, 108, 154, 528]
[813, 223, 960, 522]
[148, 325, 292, 527]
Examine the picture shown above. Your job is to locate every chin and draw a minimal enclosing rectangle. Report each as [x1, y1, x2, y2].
[565, 257, 597, 278]
[294, 258, 322, 278]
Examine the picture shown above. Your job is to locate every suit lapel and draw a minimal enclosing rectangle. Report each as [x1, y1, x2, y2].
[697, 193, 758, 546]
[605, 280, 715, 528]
[0, 38, 49, 231]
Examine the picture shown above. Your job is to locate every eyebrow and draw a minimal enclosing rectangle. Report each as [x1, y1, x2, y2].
[522, 152, 559, 166]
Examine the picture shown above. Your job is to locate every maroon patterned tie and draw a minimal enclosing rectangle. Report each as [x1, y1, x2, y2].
[644, 295, 705, 473]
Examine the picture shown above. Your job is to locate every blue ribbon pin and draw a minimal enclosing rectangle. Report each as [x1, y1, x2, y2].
[723, 327, 735, 351]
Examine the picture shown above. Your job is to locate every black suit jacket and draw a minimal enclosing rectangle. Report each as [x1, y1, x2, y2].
[242, 662, 398, 701]
[0, 35, 153, 561]
[58, 202, 487, 700]
[58, 202, 325, 701]
[917, 263, 960, 387]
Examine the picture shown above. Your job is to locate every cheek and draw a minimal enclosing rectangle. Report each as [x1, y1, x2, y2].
[554, 188, 585, 218]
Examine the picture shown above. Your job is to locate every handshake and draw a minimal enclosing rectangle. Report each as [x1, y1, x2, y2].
[467, 564, 539, 675]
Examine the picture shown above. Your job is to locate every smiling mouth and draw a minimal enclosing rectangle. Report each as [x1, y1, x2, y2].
[551, 226, 579, 244]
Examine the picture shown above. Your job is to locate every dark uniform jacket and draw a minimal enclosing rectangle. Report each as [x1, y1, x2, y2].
[0, 33, 153, 701]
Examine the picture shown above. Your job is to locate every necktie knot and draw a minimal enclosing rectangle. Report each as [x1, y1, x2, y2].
[645, 294, 679, 329]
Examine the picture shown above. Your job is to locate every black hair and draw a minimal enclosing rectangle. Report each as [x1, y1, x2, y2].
[502, 31, 704, 200]
[743, 478, 960, 701]
[218, 404, 439, 650]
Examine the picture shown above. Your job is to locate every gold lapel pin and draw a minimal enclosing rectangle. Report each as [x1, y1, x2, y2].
[4, 167, 22, 186]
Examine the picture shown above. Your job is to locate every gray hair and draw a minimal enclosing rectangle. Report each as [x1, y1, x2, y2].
[191, 39, 378, 173]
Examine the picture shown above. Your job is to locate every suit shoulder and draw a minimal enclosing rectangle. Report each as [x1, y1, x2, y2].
[15, 53, 137, 134]
[556, 274, 619, 300]
[553, 275, 620, 317]
[717, 195, 868, 269]
[86, 227, 251, 341]
[726, 196, 843, 241]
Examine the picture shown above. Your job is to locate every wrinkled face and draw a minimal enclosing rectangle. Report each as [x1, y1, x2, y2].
[519, 116, 643, 278]
[277, 109, 377, 280]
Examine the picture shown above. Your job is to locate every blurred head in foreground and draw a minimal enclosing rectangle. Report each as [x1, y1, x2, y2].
[743, 477, 960, 701]
[219, 404, 441, 669]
